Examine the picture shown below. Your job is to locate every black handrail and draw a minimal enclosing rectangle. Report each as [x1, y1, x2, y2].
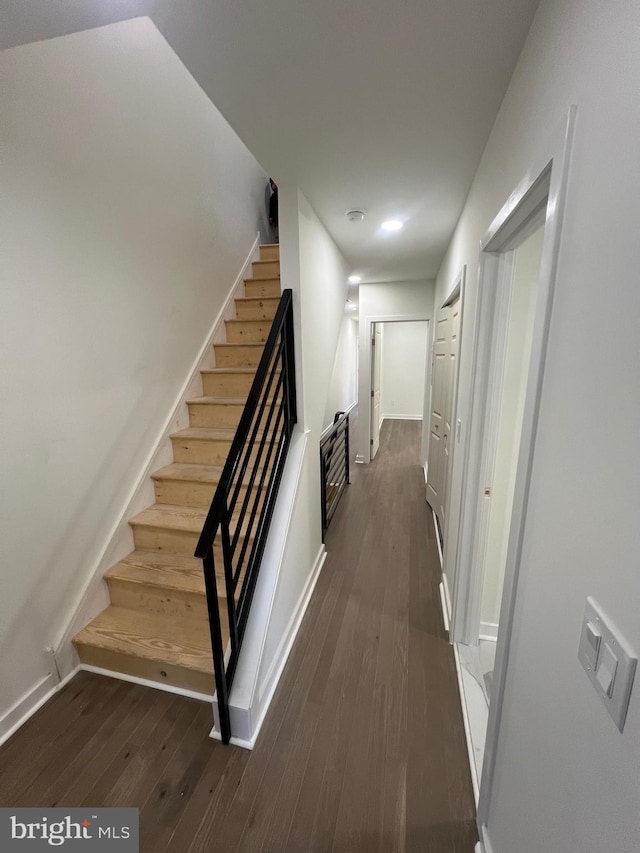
[320, 411, 350, 540]
[195, 289, 296, 743]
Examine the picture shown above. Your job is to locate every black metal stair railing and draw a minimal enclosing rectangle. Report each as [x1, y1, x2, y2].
[195, 289, 296, 743]
[320, 410, 350, 540]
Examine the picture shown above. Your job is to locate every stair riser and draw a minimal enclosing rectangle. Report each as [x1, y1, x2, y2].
[215, 344, 265, 367]
[153, 475, 250, 508]
[259, 245, 279, 261]
[244, 279, 281, 298]
[171, 435, 233, 465]
[171, 435, 268, 466]
[225, 321, 271, 344]
[234, 299, 279, 321]
[251, 260, 279, 278]
[132, 518, 253, 555]
[74, 644, 214, 694]
[188, 402, 244, 429]
[154, 478, 224, 508]
[132, 523, 199, 556]
[201, 372, 256, 397]
[107, 577, 210, 621]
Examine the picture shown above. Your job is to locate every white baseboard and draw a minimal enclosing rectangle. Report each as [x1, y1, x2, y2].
[442, 573, 452, 625]
[479, 826, 495, 853]
[78, 664, 214, 703]
[257, 544, 326, 702]
[52, 235, 262, 681]
[381, 414, 423, 421]
[480, 622, 499, 641]
[0, 667, 79, 749]
[439, 582, 450, 633]
[432, 508, 444, 569]
[211, 544, 327, 750]
[452, 642, 480, 805]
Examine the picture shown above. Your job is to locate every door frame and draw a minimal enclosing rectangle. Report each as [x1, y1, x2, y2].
[370, 323, 383, 460]
[357, 312, 431, 464]
[446, 107, 576, 837]
[437, 267, 466, 553]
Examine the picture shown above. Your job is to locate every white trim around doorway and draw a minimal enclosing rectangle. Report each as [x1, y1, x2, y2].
[356, 312, 431, 465]
[447, 106, 576, 835]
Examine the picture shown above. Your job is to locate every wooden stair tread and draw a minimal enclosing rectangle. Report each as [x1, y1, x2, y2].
[73, 606, 218, 674]
[130, 503, 261, 533]
[105, 551, 205, 594]
[214, 342, 265, 348]
[107, 548, 229, 585]
[225, 319, 272, 325]
[200, 368, 257, 375]
[170, 426, 238, 441]
[235, 296, 280, 303]
[188, 396, 251, 406]
[171, 426, 270, 441]
[130, 504, 208, 534]
[152, 463, 225, 483]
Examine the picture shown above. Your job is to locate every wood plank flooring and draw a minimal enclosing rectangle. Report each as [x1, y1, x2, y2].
[0, 418, 477, 852]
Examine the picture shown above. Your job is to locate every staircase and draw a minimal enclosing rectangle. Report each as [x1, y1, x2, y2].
[72, 244, 281, 695]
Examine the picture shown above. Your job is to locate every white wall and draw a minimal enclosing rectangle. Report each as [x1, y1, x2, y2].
[436, 2, 640, 850]
[0, 18, 268, 727]
[258, 187, 349, 668]
[380, 321, 428, 420]
[357, 280, 435, 462]
[323, 316, 358, 430]
[226, 185, 350, 743]
[480, 226, 544, 629]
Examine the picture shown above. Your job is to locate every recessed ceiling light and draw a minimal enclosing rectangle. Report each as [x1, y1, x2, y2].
[381, 219, 403, 231]
[348, 275, 361, 284]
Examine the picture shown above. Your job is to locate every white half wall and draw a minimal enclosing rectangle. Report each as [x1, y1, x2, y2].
[0, 18, 269, 729]
[357, 280, 435, 462]
[380, 321, 429, 420]
[323, 316, 358, 430]
[223, 185, 350, 744]
[436, 2, 640, 851]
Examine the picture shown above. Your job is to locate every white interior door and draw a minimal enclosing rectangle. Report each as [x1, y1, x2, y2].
[441, 296, 460, 523]
[426, 307, 450, 521]
[370, 324, 382, 459]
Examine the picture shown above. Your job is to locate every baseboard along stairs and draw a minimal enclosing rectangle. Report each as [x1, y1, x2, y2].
[72, 244, 282, 696]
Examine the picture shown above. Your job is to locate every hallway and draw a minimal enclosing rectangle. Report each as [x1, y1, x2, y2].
[0, 419, 477, 852]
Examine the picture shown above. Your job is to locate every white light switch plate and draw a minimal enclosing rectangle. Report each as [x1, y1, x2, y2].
[578, 597, 637, 732]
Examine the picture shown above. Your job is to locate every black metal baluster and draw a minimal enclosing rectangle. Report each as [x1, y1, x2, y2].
[195, 291, 296, 744]
[202, 548, 231, 743]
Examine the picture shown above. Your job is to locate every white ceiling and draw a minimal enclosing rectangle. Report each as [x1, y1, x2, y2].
[2, 0, 540, 282]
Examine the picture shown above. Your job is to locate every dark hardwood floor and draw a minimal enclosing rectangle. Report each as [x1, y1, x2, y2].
[0, 419, 477, 851]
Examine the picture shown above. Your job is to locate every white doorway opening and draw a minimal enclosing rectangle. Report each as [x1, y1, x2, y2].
[369, 320, 430, 461]
[446, 109, 576, 826]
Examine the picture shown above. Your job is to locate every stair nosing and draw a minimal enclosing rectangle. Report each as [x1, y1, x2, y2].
[200, 368, 257, 374]
[72, 607, 215, 674]
[187, 396, 251, 406]
[151, 462, 225, 483]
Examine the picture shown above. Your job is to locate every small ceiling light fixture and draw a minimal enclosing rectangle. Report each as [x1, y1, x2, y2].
[381, 219, 403, 231]
[346, 209, 366, 222]
[348, 274, 362, 284]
